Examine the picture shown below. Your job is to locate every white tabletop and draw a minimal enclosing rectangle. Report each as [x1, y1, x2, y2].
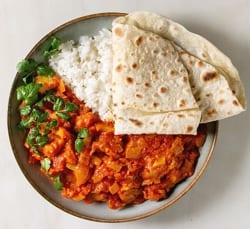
[1, 0, 250, 228]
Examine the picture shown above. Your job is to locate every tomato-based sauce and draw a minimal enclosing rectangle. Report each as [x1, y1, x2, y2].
[22, 75, 206, 209]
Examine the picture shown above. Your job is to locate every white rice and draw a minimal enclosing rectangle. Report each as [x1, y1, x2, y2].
[49, 29, 113, 120]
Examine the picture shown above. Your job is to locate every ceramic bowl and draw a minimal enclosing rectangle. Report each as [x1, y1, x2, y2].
[8, 13, 218, 222]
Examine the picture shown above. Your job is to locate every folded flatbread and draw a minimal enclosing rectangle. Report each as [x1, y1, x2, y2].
[112, 21, 201, 134]
[114, 12, 246, 125]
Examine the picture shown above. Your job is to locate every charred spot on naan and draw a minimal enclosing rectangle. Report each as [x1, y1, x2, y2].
[207, 109, 218, 117]
[186, 126, 194, 133]
[132, 63, 138, 69]
[201, 52, 207, 58]
[115, 64, 123, 72]
[153, 49, 159, 55]
[202, 71, 218, 82]
[217, 99, 225, 105]
[161, 51, 168, 57]
[179, 99, 187, 108]
[177, 114, 185, 118]
[129, 118, 143, 127]
[135, 36, 143, 46]
[182, 76, 188, 83]
[136, 93, 143, 98]
[151, 70, 158, 80]
[153, 102, 159, 108]
[159, 86, 168, 94]
[233, 100, 239, 106]
[168, 69, 177, 77]
[126, 76, 134, 84]
[175, 57, 182, 64]
[197, 60, 204, 67]
[114, 27, 123, 37]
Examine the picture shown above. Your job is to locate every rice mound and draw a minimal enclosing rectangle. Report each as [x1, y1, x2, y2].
[49, 29, 113, 120]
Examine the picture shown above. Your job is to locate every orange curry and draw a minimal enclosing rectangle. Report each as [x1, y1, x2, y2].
[23, 75, 206, 209]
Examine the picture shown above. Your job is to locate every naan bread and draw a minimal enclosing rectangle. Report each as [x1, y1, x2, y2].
[112, 21, 201, 135]
[114, 12, 246, 123]
[113, 108, 201, 135]
[175, 46, 245, 123]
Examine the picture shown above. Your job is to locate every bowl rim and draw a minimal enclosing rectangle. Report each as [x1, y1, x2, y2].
[7, 12, 219, 223]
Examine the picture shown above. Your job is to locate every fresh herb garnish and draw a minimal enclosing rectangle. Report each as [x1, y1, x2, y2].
[54, 175, 63, 190]
[74, 128, 89, 153]
[26, 127, 40, 153]
[17, 59, 38, 84]
[43, 36, 61, 60]
[74, 138, 84, 153]
[52, 97, 78, 120]
[77, 128, 89, 139]
[64, 102, 79, 112]
[16, 83, 41, 105]
[46, 119, 58, 128]
[36, 134, 49, 147]
[17, 59, 38, 74]
[56, 111, 71, 120]
[25, 126, 49, 154]
[53, 97, 65, 111]
[31, 108, 48, 123]
[37, 64, 55, 77]
[19, 105, 32, 116]
[41, 158, 51, 171]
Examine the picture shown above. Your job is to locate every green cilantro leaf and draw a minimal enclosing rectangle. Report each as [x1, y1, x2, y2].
[56, 111, 71, 120]
[17, 59, 38, 75]
[37, 64, 55, 77]
[31, 108, 48, 123]
[54, 175, 63, 190]
[64, 102, 78, 112]
[43, 36, 61, 60]
[47, 119, 58, 128]
[16, 59, 38, 85]
[36, 135, 49, 146]
[77, 128, 89, 138]
[53, 97, 64, 111]
[74, 138, 84, 153]
[41, 158, 51, 171]
[19, 105, 32, 116]
[16, 83, 41, 105]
